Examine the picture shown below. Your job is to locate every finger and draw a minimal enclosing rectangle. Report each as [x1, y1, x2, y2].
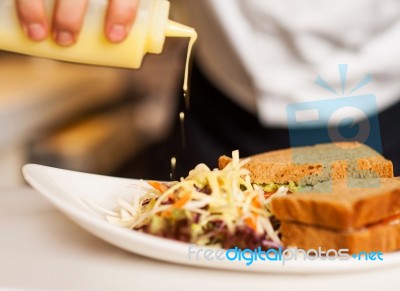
[105, 0, 139, 43]
[15, 0, 48, 41]
[52, 0, 88, 46]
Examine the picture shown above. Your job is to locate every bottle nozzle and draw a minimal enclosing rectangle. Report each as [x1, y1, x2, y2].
[165, 20, 197, 38]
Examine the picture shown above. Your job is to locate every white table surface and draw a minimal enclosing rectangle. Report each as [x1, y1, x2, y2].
[1, 187, 400, 291]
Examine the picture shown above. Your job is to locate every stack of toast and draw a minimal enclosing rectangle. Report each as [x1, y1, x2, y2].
[219, 142, 400, 253]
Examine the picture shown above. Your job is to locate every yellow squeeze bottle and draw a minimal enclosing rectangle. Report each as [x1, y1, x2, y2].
[0, 0, 197, 72]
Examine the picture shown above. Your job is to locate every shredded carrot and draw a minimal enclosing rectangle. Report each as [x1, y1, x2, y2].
[251, 197, 262, 209]
[161, 211, 171, 218]
[173, 192, 191, 208]
[264, 192, 275, 199]
[161, 192, 191, 218]
[244, 217, 257, 231]
[148, 181, 169, 193]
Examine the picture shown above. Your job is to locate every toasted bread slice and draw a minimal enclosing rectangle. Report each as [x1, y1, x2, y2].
[280, 217, 400, 254]
[271, 178, 400, 230]
[218, 142, 393, 186]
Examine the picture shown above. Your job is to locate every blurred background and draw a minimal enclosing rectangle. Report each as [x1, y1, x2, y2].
[0, 34, 188, 187]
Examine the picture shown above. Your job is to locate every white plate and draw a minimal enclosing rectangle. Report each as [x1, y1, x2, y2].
[22, 164, 400, 274]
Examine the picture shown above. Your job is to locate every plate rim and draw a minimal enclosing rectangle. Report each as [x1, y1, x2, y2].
[22, 163, 400, 274]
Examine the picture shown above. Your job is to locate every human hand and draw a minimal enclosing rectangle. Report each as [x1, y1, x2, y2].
[15, 0, 139, 46]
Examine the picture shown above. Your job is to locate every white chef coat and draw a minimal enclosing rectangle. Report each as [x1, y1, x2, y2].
[180, 0, 400, 127]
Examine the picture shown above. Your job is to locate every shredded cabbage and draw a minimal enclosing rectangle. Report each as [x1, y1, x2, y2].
[88, 150, 289, 249]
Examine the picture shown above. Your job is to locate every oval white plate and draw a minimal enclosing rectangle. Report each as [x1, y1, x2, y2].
[22, 164, 400, 274]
